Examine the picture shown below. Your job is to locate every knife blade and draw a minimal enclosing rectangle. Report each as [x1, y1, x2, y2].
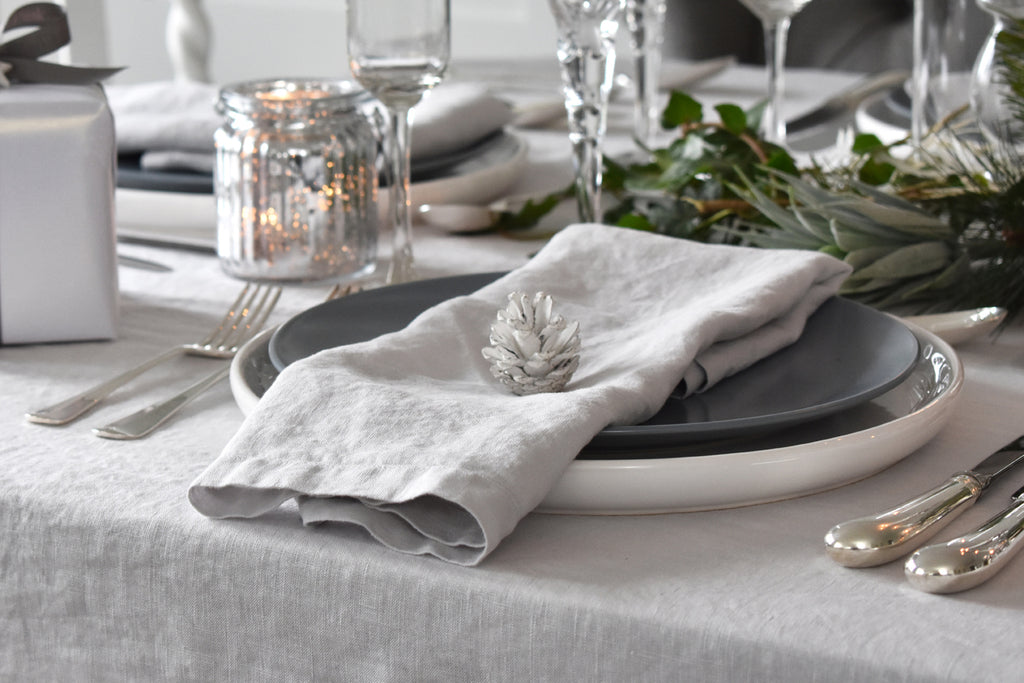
[117, 253, 172, 272]
[824, 435, 1024, 567]
[785, 69, 909, 136]
[905, 482, 1024, 593]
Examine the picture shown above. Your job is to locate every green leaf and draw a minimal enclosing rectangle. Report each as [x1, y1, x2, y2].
[766, 149, 799, 175]
[851, 133, 886, 155]
[715, 103, 747, 134]
[858, 158, 895, 185]
[662, 91, 703, 128]
[729, 177, 812, 237]
[616, 213, 657, 232]
[745, 99, 767, 133]
[843, 200, 952, 235]
[839, 276, 903, 295]
[843, 245, 898, 270]
[789, 201, 835, 245]
[492, 185, 573, 232]
[845, 241, 952, 280]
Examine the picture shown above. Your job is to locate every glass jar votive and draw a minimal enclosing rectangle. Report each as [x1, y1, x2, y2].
[214, 78, 378, 283]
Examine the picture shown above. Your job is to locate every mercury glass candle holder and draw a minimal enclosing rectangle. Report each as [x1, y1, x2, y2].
[215, 78, 379, 283]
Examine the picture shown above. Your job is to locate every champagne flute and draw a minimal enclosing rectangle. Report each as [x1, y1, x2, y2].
[346, 0, 450, 284]
[737, 0, 814, 144]
[624, 0, 667, 148]
[547, 0, 626, 223]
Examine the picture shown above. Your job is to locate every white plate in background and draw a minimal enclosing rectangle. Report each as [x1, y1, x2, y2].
[116, 132, 529, 251]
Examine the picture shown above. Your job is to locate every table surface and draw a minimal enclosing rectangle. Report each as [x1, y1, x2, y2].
[4, 64, 1024, 682]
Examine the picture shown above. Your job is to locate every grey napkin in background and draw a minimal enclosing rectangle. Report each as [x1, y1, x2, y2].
[189, 225, 852, 565]
[106, 81, 515, 173]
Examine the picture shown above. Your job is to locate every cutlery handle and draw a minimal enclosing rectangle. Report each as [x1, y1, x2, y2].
[25, 347, 185, 425]
[824, 474, 982, 567]
[905, 498, 1024, 594]
[93, 364, 230, 440]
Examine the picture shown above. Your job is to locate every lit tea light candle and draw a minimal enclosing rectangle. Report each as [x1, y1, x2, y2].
[256, 87, 332, 101]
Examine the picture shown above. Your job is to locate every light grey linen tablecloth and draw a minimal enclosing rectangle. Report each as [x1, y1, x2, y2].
[4, 66, 1024, 681]
[189, 225, 849, 565]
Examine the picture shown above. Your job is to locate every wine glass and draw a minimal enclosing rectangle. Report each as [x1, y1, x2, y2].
[971, 0, 1024, 147]
[912, 0, 974, 151]
[346, 0, 450, 284]
[547, 0, 627, 223]
[737, 0, 815, 144]
[624, 0, 668, 148]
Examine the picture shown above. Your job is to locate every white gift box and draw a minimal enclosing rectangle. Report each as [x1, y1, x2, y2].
[0, 83, 118, 345]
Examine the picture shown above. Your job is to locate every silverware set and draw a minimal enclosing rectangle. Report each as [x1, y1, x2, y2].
[25, 283, 282, 437]
[825, 435, 1024, 594]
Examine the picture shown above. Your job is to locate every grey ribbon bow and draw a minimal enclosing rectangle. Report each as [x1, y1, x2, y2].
[0, 2, 122, 87]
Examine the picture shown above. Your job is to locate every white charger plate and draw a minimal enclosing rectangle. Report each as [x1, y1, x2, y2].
[229, 322, 962, 515]
[116, 131, 529, 251]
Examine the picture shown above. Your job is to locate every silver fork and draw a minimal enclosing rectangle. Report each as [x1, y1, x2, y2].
[92, 283, 357, 440]
[26, 284, 282, 426]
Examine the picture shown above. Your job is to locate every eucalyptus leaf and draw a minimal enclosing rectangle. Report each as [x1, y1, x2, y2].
[843, 245, 899, 269]
[789, 196, 837, 244]
[839, 276, 904, 295]
[845, 241, 952, 280]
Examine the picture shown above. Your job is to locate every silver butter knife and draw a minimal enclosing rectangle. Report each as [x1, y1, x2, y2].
[786, 69, 909, 135]
[905, 482, 1024, 593]
[824, 435, 1024, 567]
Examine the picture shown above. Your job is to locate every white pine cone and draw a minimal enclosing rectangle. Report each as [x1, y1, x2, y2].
[481, 291, 581, 396]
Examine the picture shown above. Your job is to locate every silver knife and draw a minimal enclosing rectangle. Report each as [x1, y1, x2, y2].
[117, 253, 172, 272]
[785, 69, 909, 135]
[824, 435, 1024, 567]
[904, 482, 1024, 594]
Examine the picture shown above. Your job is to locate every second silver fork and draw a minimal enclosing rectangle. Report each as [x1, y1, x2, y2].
[93, 283, 356, 440]
[26, 284, 281, 426]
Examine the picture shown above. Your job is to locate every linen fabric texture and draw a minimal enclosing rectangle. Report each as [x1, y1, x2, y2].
[189, 225, 852, 564]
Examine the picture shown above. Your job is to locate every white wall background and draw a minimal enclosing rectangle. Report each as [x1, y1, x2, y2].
[0, 0, 560, 84]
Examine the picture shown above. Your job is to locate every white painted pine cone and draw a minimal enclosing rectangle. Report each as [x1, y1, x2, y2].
[481, 291, 581, 395]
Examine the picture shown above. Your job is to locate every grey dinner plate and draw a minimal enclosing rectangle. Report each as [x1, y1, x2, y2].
[116, 131, 510, 194]
[268, 272, 920, 450]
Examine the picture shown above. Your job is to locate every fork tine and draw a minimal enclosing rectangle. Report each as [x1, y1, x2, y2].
[196, 283, 253, 348]
[248, 287, 283, 334]
[226, 286, 282, 350]
[204, 284, 265, 351]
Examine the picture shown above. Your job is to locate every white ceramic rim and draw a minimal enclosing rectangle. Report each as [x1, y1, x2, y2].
[229, 322, 963, 516]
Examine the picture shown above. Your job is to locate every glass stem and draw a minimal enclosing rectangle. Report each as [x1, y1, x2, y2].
[387, 104, 415, 284]
[626, 0, 666, 149]
[559, 42, 616, 223]
[911, 0, 927, 151]
[762, 17, 791, 145]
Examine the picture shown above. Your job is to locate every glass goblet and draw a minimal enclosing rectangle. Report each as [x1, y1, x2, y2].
[346, 0, 450, 284]
[547, 0, 627, 223]
[737, 0, 814, 144]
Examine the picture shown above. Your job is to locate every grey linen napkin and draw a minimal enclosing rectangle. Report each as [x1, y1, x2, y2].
[107, 81, 515, 172]
[189, 225, 851, 565]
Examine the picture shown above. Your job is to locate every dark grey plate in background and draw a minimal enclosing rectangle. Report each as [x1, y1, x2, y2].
[115, 131, 508, 194]
[268, 273, 920, 450]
